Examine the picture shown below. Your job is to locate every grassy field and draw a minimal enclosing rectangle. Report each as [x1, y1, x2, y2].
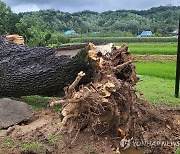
[135, 62, 176, 80]
[130, 42, 179, 106]
[116, 43, 177, 55]
[136, 75, 180, 106]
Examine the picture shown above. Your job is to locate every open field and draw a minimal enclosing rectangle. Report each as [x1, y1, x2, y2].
[134, 55, 176, 62]
[131, 42, 179, 107]
[135, 62, 176, 80]
[116, 43, 177, 55]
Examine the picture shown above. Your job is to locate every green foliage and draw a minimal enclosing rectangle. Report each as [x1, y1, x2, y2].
[0, 1, 18, 34]
[49, 33, 70, 45]
[17, 6, 180, 36]
[70, 37, 178, 43]
[1, 2, 180, 46]
[15, 14, 70, 46]
[135, 62, 176, 80]
[16, 15, 49, 46]
[21, 141, 46, 153]
[136, 75, 180, 106]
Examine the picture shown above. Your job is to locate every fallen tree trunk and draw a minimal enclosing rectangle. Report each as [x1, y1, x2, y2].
[0, 36, 92, 96]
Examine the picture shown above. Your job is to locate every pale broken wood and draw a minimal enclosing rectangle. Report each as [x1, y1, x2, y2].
[6, 34, 24, 45]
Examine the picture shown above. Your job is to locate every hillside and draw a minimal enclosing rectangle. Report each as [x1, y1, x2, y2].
[18, 5, 180, 35]
[0, 0, 180, 46]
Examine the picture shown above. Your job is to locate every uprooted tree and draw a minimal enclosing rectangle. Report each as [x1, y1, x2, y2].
[50, 43, 179, 153]
[0, 35, 179, 153]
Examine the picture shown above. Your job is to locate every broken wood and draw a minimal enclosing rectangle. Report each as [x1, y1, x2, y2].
[6, 34, 24, 45]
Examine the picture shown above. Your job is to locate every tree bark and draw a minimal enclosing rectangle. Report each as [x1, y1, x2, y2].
[0, 35, 92, 96]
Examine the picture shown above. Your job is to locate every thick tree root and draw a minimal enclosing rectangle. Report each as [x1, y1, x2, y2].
[50, 43, 179, 154]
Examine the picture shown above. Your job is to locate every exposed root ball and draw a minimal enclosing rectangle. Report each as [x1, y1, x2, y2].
[50, 43, 179, 154]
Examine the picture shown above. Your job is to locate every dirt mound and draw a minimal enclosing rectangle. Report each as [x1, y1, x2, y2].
[0, 109, 178, 154]
[7, 110, 60, 142]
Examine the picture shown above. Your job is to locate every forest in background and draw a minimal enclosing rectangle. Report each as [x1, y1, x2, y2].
[0, 0, 180, 46]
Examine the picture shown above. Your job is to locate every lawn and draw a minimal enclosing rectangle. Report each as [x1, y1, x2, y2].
[135, 59, 179, 106]
[116, 43, 177, 55]
[136, 75, 180, 106]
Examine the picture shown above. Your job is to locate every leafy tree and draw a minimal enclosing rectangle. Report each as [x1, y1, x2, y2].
[16, 15, 48, 46]
[0, 1, 17, 34]
[1, 1, 180, 46]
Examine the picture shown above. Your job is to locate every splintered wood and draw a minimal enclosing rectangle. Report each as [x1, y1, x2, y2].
[50, 43, 138, 135]
[6, 34, 24, 45]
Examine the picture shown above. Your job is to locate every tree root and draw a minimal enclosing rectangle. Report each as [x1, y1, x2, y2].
[50, 43, 179, 154]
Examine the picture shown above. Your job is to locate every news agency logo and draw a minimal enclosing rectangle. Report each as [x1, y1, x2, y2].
[120, 138, 132, 150]
[120, 138, 180, 150]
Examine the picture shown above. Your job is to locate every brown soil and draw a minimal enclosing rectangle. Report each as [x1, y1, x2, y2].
[0, 106, 179, 154]
[134, 54, 176, 62]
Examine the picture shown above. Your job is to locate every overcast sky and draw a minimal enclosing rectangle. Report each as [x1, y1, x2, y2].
[2, 0, 180, 13]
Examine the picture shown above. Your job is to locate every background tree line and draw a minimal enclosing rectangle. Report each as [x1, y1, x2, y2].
[0, 0, 180, 46]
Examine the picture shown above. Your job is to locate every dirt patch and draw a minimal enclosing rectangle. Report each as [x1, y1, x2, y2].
[7, 110, 60, 142]
[134, 54, 176, 62]
[0, 108, 179, 154]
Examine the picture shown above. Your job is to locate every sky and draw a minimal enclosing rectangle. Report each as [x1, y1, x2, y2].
[2, 0, 180, 13]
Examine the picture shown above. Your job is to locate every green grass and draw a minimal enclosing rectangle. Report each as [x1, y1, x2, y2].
[1, 139, 16, 148]
[21, 141, 46, 153]
[116, 43, 177, 55]
[176, 148, 180, 154]
[20, 95, 51, 110]
[48, 134, 62, 147]
[20, 95, 61, 111]
[137, 75, 180, 106]
[135, 62, 176, 80]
